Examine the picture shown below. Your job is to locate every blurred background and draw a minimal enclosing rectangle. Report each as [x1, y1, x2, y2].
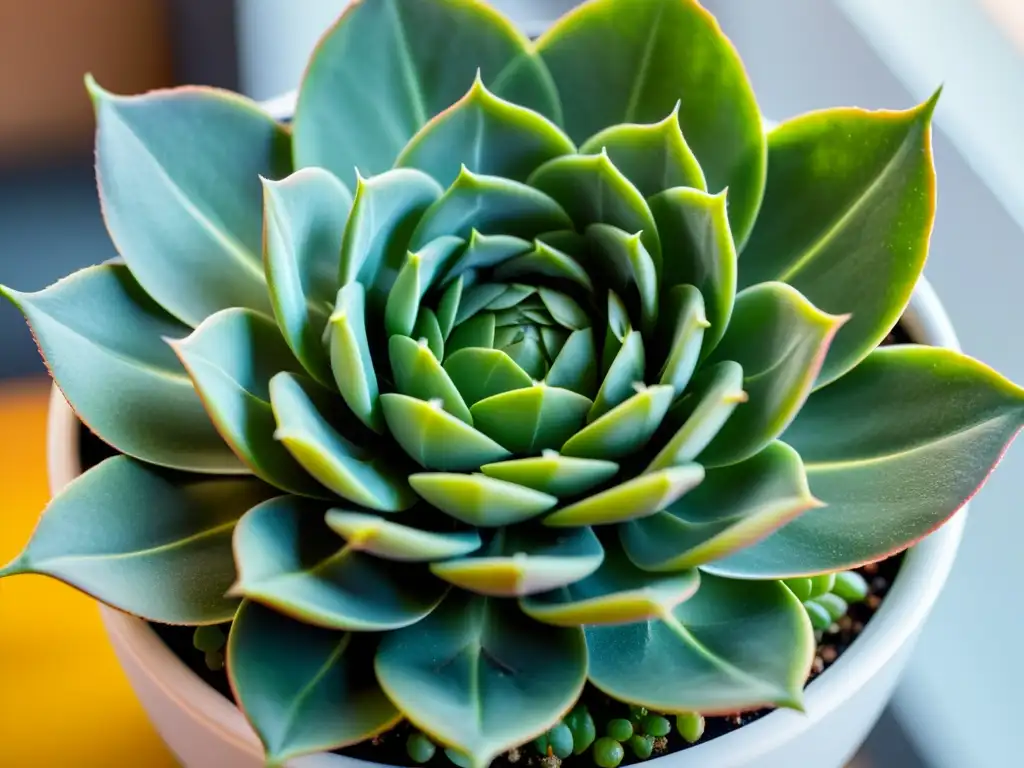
[1, 1, 1022, 765]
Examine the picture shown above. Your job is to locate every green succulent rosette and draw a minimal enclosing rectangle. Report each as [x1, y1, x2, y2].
[4, 0, 1024, 766]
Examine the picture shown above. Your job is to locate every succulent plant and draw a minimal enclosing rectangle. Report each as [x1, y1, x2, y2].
[3, 0, 1024, 766]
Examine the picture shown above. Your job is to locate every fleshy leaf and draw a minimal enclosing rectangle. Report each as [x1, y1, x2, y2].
[487, 283, 536, 310]
[1, 264, 241, 473]
[441, 231, 532, 287]
[409, 473, 556, 527]
[590, 330, 645, 422]
[171, 308, 327, 496]
[390, 335, 472, 424]
[262, 168, 351, 385]
[536, 0, 765, 246]
[413, 306, 445, 360]
[493, 240, 594, 292]
[538, 288, 590, 331]
[339, 168, 443, 315]
[528, 152, 661, 273]
[325, 510, 481, 561]
[585, 224, 658, 332]
[231, 496, 446, 630]
[578, 103, 706, 197]
[649, 188, 735, 357]
[375, 593, 586, 768]
[546, 327, 598, 398]
[470, 385, 593, 454]
[436, 277, 463, 339]
[397, 72, 574, 187]
[88, 78, 291, 325]
[740, 95, 939, 386]
[446, 314, 497, 355]
[454, 283, 509, 325]
[587, 574, 813, 713]
[386, 235, 466, 339]
[228, 601, 400, 764]
[429, 526, 604, 597]
[294, 0, 559, 180]
[411, 167, 571, 250]
[520, 538, 699, 626]
[480, 453, 619, 497]
[698, 283, 847, 467]
[544, 465, 704, 527]
[646, 361, 746, 473]
[709, 347, 1024, 577]
[269, 372, 417, 512]
[444, 347, 533, 406]
[0, 456, 275, 624]
[561, 385, 675, 460]
[622, 442, 819, 571]
[381, 394, 511, 470]
[657, 285, 709, 393]
[329, 282, 383, 434]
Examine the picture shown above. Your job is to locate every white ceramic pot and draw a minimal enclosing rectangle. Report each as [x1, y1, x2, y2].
[44, 272, 966, 768]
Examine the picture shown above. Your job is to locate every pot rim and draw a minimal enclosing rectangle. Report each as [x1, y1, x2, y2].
[44, 273, 968, 767]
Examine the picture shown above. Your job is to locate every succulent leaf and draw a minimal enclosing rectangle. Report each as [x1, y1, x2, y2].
[545, 327, 599, 397]
[375, 593, 587, 768]
[413, 307, 446, 360]
[442, 231, 533, 287]
[698, 283, 847, 467]
[325, 510, 481, 561]
[544, 464, 705, 527]
[411, 168, 572, 250]
[621, 442, 820, 570]
[329, 282, 384, 433]
[649, 188, 736, 357]
[1, 264, 242, 473]
[585, 224, 659, 332]
[430, 525, 605, 596]
[446, 314, 498, 355]
[740, 95, 939, 386]
[231, 496, 447, 630]
[390, 335, 473, 423]
[480, 453, 619, 497]
[397, 72, 575, 186]
[269, 372, 417, 512]
[528, 152, 662, 274]
[228, 600, 401, 764]
[409, 472, 557, 527]
[520, 538, 700, 626]
[171, 308, 329, 496]
[262, 168, 352, 385]
[0, 457, 275, 624]
[493, 240, 595, 292]
[536, 0, 765, 246]
[589, 330, 645, 422]
[586, 574, 814, 713]
[561, 385, 675, 460]
[294, 0, 559, 180]
[88, 77, 291, 326]
[444, 347, 534, 405]
[339, 168, 444, 314]
[578, 104, 706, 198]
[657, 285, 709, 393]
[386, 236, 467, 338]
[710, 347, 1024, 577]
[470, 385, 594, 454]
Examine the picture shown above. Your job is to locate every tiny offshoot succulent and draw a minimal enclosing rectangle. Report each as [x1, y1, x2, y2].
[3, 0, 1024, 766]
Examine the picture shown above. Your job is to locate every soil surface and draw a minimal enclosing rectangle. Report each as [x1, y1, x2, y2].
[79, 322, 915, 767]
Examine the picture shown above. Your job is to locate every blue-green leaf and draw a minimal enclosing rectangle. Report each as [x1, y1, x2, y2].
[231, 496, 446, 630]
[411, 167, 572, 250]
[88, 78, 291, 325]
[0, 456, 275, 624]
[262, 168, 351, 386]
[430, 526, 604, 597]
[1, 264, 241, 473]
[446, 313, 497, 355]
[545, 327, 598, 398]
[385, 235, 465, 338]
[294, 0, 559, 180]
[493, 239, 594, 292]
[171, 308, 328, 496]
[444, 347, 533, 406]
[470, 385, 593, 454]
[561, 385, 675, 460]
[480, 453, 619, 497]
[528, 152, 661, 274]
[329, 282, 383, 434]
[586, 574, 813, 713]
[578, 103, 706, 197]
[440, 231, 532, 287]
[409, 473, 556, 527]
[325, 510, 481, 561]
[590, 330, 645, 422]
[381, 394, 511, 470]
[269, 372, 417, 512]
[375, 593, 586, 768]
[585, 224, 659, 333]
[536, 0, 766, 246]
[390, 335, 472, 423]
[228, 601, 401, 764]
[397, 72, 574, 187]
[657, 285, 709, 393]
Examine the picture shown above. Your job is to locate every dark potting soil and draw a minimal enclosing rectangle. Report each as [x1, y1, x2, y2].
[80, 322, 915, 767]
